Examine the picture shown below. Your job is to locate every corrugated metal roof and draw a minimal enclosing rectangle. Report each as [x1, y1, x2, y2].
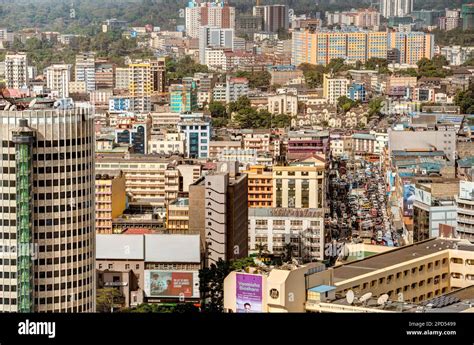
[144, 234, 200, 263]
[96, 234, 144, 260]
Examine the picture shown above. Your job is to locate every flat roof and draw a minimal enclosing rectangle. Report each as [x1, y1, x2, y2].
[96, 234, 200, 263]
[249, 208, 325, 218]
[333, 238, 468, 283]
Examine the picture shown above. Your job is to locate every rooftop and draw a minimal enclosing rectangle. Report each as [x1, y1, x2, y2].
[249, 207, 325, 218]
[332, 238, 471, 283]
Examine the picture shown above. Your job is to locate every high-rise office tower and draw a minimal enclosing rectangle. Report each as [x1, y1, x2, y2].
[189, 162, 248, 267]
[462, 4, 474, 31]
[45, 64, 72, 98]
[185, 1, 236, 39]
[199, 26, 234, 64]
[75, 52, 96, 93]
[0, 104, 96, 312]
[380, 0, 413, 18]
[5, 53, 28, 89]
[253, 4, 289, 33]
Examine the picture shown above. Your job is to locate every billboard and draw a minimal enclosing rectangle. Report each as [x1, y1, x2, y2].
[415, 187, 432, 205]
[236, 274, 262, 313]
[144, 270, 199, 298]
[460, 181, 474, 201]
[403, 183, 415, 217]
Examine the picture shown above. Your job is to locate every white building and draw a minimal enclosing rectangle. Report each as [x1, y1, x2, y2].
[204, 48, 229, 71]
[45, 64, 72, 98]
[115, 67, 129, 89]
[199, 26, 234, 65]
[177, 113, 212, 158]
[380, 0, 413, 18]
[268, 94, 299, 116]
[440, 46, 474, 66]
[226, 76, 249, 103]
[186, 1, 236, 39]
[323, 74, 350, 105]
[148, 132, 186, 155]
[5, 53, 28, 89]
[75, 52, 96, 92]
[248, 208, 325, 261]
[456, 180, 474, 241]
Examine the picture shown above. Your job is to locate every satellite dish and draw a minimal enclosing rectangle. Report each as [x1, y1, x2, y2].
[346, 290, 354, 305]
[377, 294, 389, 305]
[359, 292, 373, 304]
[28, 98, 37, 109]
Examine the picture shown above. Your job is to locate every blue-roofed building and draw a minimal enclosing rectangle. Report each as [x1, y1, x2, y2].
[307, 285, 336, 303]
[347, 82, 366, 102]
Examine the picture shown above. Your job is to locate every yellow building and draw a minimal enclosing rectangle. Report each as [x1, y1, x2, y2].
[243, 165, 273, 208]
[223, 238, 474, 313]
[272, 156, 326, 209]
[95, 171, 127, 234]
[95, 155, 180, 208]
[166, 198, 190, 232]
[292, 29, 432, 67]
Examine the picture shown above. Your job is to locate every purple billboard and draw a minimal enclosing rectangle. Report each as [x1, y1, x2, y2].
[236, 274, 263, 313]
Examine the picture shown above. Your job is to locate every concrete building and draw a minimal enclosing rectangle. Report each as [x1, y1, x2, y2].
[226, 77, 249, 103]
[128, 59, 166, 112]
[94, 60, 115, 90]
[185, 1, 236, 39]
[189, 162, 248, 266]
[413, 182, 458, 242]
[209, 140, 241, 159]
[45, 64, 72, 98]
[326, 8, 381, 28]
[170, 79, 198, 113]
[462, 4, 474, 31]
[148, 131, 185, 156]
[440, 46, 474, 66]
[5, 53, 28, 89]
[273, 157, 326, 209]
[439, 9, 462, 31]
[380, 0, 413, 18]
[95, 171, 127, 234]
[243, 165, 273, 208]
[0, 104, 95, 312]
[166, 198, 190, 232]
[388, 126, 457, 162]
[253, 4, 289, 33]
[199, 26, 234, 65]
[115, 67, 129, 90]
[224, 237, 474, 312]
[456, 180, 474, 241]
[268, 94, 298, 116]
[249, 208, 325, 261]
[95, 155, 180, 207]
[114, 115, 151, 154]
[177, 113, 211, 159]
[75, 52, 96, 92]
[96, 234, 201, 308]
[287, 130, 330, 159]
[235, 15, 263, 37]
[323, 74, 350, 105]
[243, 132, 271, 153]
[268, 65, 304, 86]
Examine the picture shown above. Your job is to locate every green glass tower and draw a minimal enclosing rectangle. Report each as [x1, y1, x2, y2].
[12, 119, 35, 313]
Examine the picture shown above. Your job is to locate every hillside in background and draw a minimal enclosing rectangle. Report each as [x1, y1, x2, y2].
[0, 0, 472, 32]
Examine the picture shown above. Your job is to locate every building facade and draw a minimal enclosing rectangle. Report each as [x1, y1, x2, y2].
[0, 105, 95, 312]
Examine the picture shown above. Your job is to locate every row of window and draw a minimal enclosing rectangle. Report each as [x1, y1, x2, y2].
[37, 240, 90, 252]
[36, 265, 94, 279]
[33, 163, 92, 174]
[1, 139, 91, 149]
[34, 278, 92, 292]
[33, 151, 91, 161]
[33, 215, 92, 227]
[33, 176, 91, 187]
[33, 188, 92, 200]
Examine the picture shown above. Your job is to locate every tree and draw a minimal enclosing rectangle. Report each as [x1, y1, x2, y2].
[228, 96, 251, 114]
[235, 71, 271, 89]
[298, 63, 325, 88]
[271, 114, 292, 128]
[208, 101, 227, 118]
[337, 96, 357, 113]
[199, 259, 231, 313]
[96, 288, 123, 313]
[231, 257, 256, 271]
[212, 117, 229, 128]
[455, 81, 474, 114]
[166, 55, 208, 80]
[368, 97, 385, 118]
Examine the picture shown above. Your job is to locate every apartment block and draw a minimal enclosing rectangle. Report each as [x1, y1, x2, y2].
[95, 171, 127, 234]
